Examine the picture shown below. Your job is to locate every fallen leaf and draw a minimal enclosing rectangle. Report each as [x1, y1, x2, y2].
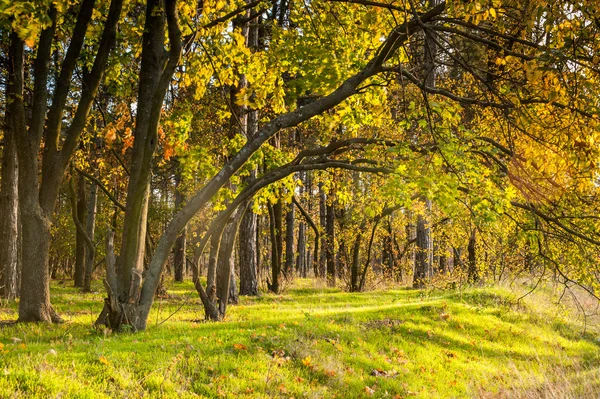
[364, 386, 375, 396]
[99, 355, 110, 365]
[371, 369, 398, 378]
[233, 343, 247, 351]
[272, 349, 285, 358]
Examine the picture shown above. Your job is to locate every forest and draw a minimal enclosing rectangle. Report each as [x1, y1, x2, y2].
[0, 0, 599, 397]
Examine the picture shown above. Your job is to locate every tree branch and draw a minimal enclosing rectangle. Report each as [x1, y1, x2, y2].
[75, 167, 126, 211]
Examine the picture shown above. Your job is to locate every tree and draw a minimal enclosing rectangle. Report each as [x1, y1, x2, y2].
[6, 0, 123, 322]
[0, 119, 20, 299]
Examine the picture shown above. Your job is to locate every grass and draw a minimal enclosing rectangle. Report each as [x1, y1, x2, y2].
[0, 279, 599, 398]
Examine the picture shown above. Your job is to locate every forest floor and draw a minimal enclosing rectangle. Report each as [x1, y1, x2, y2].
[0, 279, 599, 398]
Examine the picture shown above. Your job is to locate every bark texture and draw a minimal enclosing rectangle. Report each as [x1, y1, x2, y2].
[0, 122, 20, 299]
[239, 204, 258, 295]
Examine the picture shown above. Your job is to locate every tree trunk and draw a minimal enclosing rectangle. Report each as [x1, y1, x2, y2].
[0, 123, 20, 299]
[83, 182, 98, 292]
[293, 195, 318, 279]
[413, 199, 432, 288]
[216, 217, 239, 309]
[239, 204, 258, 295]
[284, 206, 295, 275]
[10, 30, 60, 323]
[318, 183, 327, 279]
[296, 221, 306, 277]
[438, 241, 448, 274]
[74, 175, 87, 287]
[268, 201, 283, 293]
[413, 213, 430, 288]
[350, 230, 363, 292]
[326, 201, 336, 286]
[381, 220, 395, 279]
[18, 209, 60, 322]
[201, 209, 243, 319]
[228, 270, 239, 305]
[412, 0, 437, 288]
[207, 226, 223, 302]
[173, 169, 186, 282]
[468, 229, 479, 283]
[453, 247, 462, 272]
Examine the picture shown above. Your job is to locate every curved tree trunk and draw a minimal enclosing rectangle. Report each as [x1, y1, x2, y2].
[101, 2, 446, 330]
[216, 217, 239, 308]
[197, 208, 244, 320]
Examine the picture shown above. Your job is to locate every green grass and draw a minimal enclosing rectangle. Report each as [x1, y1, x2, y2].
[0, 280, 598, 398]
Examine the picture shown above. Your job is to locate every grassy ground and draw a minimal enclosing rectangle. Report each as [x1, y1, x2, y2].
[0, 279, 598, 398]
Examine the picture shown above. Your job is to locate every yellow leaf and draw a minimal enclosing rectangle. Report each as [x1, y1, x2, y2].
[99, 355, 110, 365]
[105, 128, 116, 144]
[301, 356, 312, 367]
[489, 7, 496, 18]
